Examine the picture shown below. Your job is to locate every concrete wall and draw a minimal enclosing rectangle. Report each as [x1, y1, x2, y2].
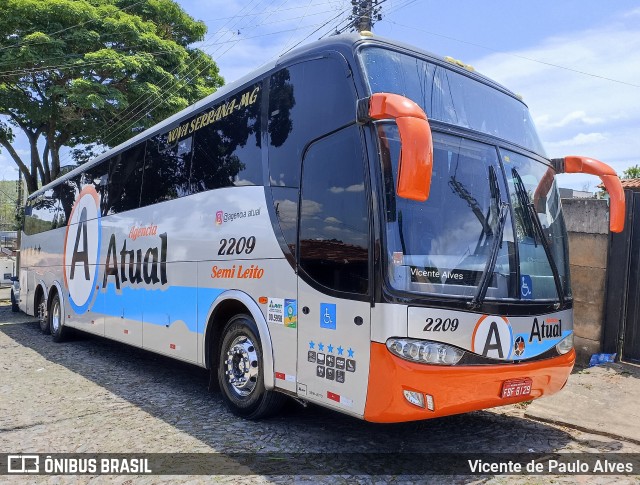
[562, 198, 610, 365]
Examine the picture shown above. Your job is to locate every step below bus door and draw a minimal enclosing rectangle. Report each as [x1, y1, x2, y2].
[296, 278, 371, 417]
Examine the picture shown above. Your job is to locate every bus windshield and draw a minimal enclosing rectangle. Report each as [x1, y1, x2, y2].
[377, 124, 570, 302]
[360, 47, 546, 155]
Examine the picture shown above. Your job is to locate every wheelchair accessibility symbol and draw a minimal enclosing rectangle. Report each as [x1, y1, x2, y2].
[320, 303, 337, 330]
[521, 275, 533, 300]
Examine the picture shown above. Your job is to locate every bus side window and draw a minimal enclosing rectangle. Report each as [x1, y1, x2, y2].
[82, 160, 110, 216]
[268, 56, 355, 188]
[53, 175, 81, 227]
[141, 132, 193, 206]
[190, 81, 263, 192]
[299, 125, 369, 295]
[105, 144, 146, 215]
[24, 190, 57, 235]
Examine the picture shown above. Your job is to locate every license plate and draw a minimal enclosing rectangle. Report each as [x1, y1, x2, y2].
[501, 377, 532, 398]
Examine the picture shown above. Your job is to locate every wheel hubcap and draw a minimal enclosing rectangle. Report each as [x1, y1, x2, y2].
[38, 301, 46, 325]
[51, 301, 60, 332]
[225, 335, 259, 397]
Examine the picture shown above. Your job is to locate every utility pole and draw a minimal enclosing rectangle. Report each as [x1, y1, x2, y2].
[349, 0, 382, 33]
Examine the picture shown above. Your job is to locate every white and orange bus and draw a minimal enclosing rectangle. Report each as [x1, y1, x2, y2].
[15, 33, 624, 422]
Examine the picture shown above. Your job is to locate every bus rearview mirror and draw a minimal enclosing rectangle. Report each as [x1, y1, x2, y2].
[552, 156, 626, 233]
[360, 93, 433, 202]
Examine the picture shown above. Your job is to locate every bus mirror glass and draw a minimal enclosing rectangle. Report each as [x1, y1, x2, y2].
[552, 155, 626, 233]
[365, 93, 433, 202]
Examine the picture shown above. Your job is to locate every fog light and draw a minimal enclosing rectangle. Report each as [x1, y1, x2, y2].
[386, 338, 465, 365]
[556, 333, 574, 355]
[403, 390, 425, 408]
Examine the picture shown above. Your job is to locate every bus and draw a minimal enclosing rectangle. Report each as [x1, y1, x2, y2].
[15, 33, 625, 422]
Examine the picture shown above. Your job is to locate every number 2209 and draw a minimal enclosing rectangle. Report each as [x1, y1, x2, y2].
[423, 317, 459, 332]
[218, 236, 256, 255]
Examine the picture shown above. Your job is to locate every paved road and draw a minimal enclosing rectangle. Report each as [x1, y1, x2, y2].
[0, 295, 638, 484]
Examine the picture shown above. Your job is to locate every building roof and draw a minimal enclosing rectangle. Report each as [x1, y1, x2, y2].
[598, 179, 640, 191]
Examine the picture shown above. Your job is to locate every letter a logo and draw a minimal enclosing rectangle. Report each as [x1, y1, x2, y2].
[472, 315, 513, 360]
[63, 186, 101, 314]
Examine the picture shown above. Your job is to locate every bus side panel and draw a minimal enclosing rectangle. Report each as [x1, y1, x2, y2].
[65, 264, 105, 337]
[143, 261, 198, 363]
[295, 278, 371, 418]
[20, 228, 65, 315]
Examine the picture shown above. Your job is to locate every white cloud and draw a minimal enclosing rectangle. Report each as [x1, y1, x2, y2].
[330, 183, 365, 194]
[472, 12, 640, 189]
[546, 132, 607, 150]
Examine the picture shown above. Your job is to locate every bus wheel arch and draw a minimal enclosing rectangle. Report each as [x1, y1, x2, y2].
[216, 313, 286, 419]
[204, 291, 275, 392]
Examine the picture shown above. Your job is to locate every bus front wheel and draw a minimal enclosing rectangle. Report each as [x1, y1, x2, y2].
[217, 314, 285, 419]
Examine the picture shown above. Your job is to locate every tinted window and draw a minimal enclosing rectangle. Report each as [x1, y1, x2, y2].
[141, 133, 193, 206]
[268, 56, 355, 187]
[82, 161, 109, 216]
[55, 176, 81, 225]
[360, 48, 546, 155]
[24, 190, 59, 235]
[191, 82, 263, 191]
[105, 144, 146, 214]
[272, 186, 298, 256]
[299, 126, 369, 294]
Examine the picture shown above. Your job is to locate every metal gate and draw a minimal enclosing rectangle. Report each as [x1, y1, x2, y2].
[603, 189, 640, 364]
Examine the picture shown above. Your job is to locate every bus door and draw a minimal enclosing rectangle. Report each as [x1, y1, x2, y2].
[295, 125, 372, 416]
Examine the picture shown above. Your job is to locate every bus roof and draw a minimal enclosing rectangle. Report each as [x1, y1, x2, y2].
[30, 33, 521, 199]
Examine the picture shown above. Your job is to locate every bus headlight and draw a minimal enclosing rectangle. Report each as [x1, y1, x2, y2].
[556, 333, 574, 355]
[386, 338, 465, 365]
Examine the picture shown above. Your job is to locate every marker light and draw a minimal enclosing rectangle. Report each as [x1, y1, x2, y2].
[425, 394, 435, 411]
[556, 333, 574, 355]
[386, 338, 465, 365]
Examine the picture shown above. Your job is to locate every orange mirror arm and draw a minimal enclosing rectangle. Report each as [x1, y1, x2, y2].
[552, 156, 625, 233]
[360, 92, 434, 201]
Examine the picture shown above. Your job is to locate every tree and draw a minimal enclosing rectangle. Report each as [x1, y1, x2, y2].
[622, 165, 640, 179]
[0, 0, 223, 194]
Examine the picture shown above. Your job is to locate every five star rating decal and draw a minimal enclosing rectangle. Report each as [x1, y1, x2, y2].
[308, 340, 356, 384]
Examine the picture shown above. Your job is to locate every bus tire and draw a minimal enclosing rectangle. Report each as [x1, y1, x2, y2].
[10, 290, 19, 312]
[49, 293, 66, 343]
[217, 314, 285, 420]
[37, 292, 49, 334]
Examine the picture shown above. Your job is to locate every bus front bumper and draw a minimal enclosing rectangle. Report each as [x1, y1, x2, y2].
[363, 342, 575, 423]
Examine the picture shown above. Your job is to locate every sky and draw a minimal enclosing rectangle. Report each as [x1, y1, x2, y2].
[1, 0, 639, 191]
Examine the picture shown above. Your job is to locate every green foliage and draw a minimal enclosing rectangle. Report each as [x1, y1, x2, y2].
[0, 180, 20, 230]
[622, 165, 640, 179]
[0, 0, 224, 193]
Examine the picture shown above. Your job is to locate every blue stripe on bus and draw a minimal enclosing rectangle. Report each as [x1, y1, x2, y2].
[90, 285, 226, 334]
[513, 329, 572, 360]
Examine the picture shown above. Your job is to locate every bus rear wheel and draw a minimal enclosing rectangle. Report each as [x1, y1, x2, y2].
[49, 293, 66, 343]
[37, 293, 49, 334]
[217, 314, 285, 419]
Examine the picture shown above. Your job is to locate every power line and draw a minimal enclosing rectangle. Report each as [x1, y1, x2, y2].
[383, 19, 640, 89]
[58, 0, 274, 158]
[56, 0, 339, 167]
[199, 1, 344, 22]
[94, 0, 281, 150]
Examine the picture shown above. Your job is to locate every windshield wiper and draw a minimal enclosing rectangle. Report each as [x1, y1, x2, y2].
[512, 168, 565, 306]
[468, 202, 509, 310]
